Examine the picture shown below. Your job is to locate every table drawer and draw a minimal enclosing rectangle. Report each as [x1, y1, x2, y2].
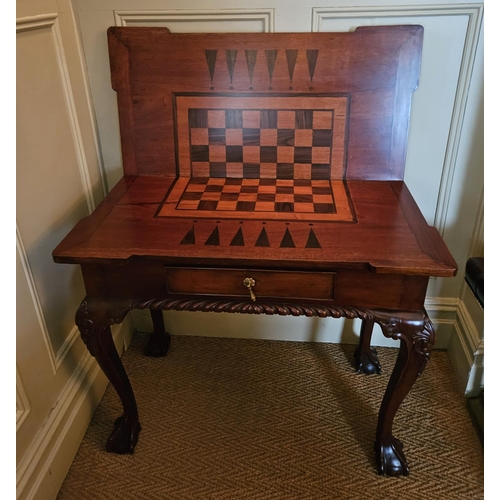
[165, 267, 335, 301]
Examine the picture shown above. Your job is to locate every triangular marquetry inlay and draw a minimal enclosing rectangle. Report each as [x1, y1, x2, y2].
[226, 50, 238, 84]
[205, 50, 217, 84]
[255, 227, 270, 247]
[205, 226, 220, 246]
[285, 50, 298, 82]
[245, 50, 257, 84]
[306, 50, 319, 82]
[305, 228, 321, 248]
[230, 227, 245, 247]
[180, 226, 196, 245]
[265, 50, 278, 82]
[280, 228, 295, 248]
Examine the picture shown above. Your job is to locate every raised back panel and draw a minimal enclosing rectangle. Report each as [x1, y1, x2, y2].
[108, 26, 423, 181]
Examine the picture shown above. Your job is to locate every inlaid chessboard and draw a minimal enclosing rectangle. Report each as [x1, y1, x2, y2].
[156, 177, 354, 222]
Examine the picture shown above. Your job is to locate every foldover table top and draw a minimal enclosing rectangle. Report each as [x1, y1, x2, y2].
[53, 26, 456, 279]
[52, 25, 458, 477]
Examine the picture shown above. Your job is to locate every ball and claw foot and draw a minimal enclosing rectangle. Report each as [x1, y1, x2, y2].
[145, 331, 171, 357]
[354, 346, 382, 374]
[376, 436, 410, 477]
[106, 415, 142, 454]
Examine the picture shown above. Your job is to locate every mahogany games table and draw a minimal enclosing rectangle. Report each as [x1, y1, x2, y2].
[52, 26, 457, 476]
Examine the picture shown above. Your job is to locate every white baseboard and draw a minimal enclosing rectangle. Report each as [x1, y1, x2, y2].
[16, 315, 135, 500]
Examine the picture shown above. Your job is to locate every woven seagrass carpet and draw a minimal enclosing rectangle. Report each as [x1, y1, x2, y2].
[57, 333, 483, 500]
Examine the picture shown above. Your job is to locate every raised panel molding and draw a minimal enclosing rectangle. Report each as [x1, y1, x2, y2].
[312, 4, 483, 236]
[16, 368, 31, 431]
[16, 13, 96, 213]
[113, 9, 275, 32]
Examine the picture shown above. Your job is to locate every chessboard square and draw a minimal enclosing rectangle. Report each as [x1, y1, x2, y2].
[189, 109, 207, 128]
[242, 110, 260, 128]
[207, 177, 226, 185]
[277, 111, 295, 129]
[221, 185, 241, 194]
[294, 194, 314, 203]
[238, 192, 258, 202]
[275, 193, 295, 203]
[226, 129, 243, 146]
[277, 129, 295, 146]
[276, 179, 294, 187]
[312, 147, 331, 164]
[243, 163, 260, 178]
[277, 146, 294, 163]
[276, 164, 294, 179]
[207, 110, 225, 128]
[312, 186, 333, 195]
[241, 178, 260, 186]
[226, 162, 243, 177]
[243, 145, 260, 162]
[260, 163, 277, 179]
[313, 194, 334, 204]
[205, 183, 224, 192]
[181, 191, 203, 201]
[257, 193, 275, 202]
[191, 162, 210, 177]
[313, 111, 333, 129]
[258, 185, 276, 194]
[240, 185, 259, 193]
[209, 145, 226, 162]
[242, 129, 260, 146]
[208, 128, 226, 145]
[314, 203, 335, 213]
[276, 186, 294, 194]
[294, 185, 313, 195]
[198, 200, 219, 210]
[201, 191, 222, 201]
[236, 201, 256, 211]
[295, 110, 313, 129]
[191, 145, 209, 162]
[294, 129, 313, 147]
[209, 162, 226, 177]
[220, 192, 239, 201]
[216, 201, 238, 211]
[311, 164, 331, 180]
[190, 128, 209, 145]
[260, 129, 278, 146]
[294, 147, 312, 163]
[225, 178, 243, 185]
[255, 201, 276, 211]
[275, 202, 294, 212]
[294, 179, 312, 186]
[225, 109, 243, 128]
[294, 163, 312, 179]
[260, 110, 277, 128]
[312, 129, 333, 147]
[294, 202, 315, 213]
[259, 179, 276, 186]
[226, 146, 243, 162]
[311, 179, 331, 187]
[260, 146, 277, 163]
[177, 200, 201, 210]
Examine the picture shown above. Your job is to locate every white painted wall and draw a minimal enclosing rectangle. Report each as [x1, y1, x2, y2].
[16, 1, 484, 497]
[16, 1, 135, 499]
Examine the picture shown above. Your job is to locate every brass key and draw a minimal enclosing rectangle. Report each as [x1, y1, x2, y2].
[243, 277, 256, 301]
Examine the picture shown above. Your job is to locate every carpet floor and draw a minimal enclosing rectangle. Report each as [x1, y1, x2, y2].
[57, 333, 483, 499]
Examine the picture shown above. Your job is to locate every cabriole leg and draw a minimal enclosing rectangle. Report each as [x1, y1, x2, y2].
[145, 308, 171, 357]
[354, 318, 382, 374]
[372, 310, 435, 476]
[76, 297, 140, 454]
